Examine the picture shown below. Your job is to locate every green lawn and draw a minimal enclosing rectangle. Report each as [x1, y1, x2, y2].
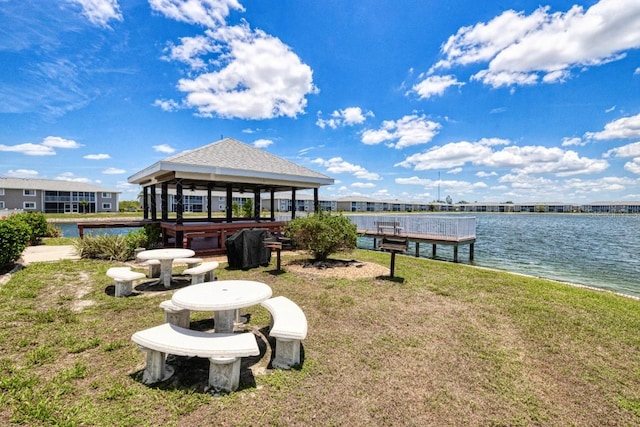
[1, 250, 639, 426]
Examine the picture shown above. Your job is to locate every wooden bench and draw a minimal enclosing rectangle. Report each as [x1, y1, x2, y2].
[159, 300, 190, 329]
[183, 261, 219, 284]
[261, 296, 308, 369]
[376, 221, 403, 235]
[379, 236, 409, 278]
[106, 267, 146, 297]
[131, 323, 259, 392]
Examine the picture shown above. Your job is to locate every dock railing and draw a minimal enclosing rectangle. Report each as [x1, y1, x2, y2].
[347, 215, 476, 241]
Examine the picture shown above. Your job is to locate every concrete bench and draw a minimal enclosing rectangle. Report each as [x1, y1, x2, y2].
[159, 300, 190, 329]
[106, 267, 146, 297]
[376, 221, 403, 235]
[131, 323, 259, 392]
[140, 257, 203, 278]
[183, 261, 219, 284]
[261, 296, 308, 369]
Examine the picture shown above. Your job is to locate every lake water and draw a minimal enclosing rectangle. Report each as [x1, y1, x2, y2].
[55, 214, 640, 298]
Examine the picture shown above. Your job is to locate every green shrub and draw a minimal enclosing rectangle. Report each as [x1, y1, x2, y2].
[45, 223, 62, 238]
[8, 212, 48, 244]
[284, 212, 357, 261]
[0, 218, 30, 269]
[73, 234, 132, 261]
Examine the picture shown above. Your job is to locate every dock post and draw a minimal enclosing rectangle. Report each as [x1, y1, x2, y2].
[414, 242, 420, 257]
[469, 243, 474, 261]
[432, 244, 437, 258]
[453, 245, 458, 263]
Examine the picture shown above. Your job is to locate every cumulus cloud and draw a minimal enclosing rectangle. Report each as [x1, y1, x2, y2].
[84, 153, 111, 160]
[253, 138, 273, 148]
[157, 11, 317, 120]
[316, 107, 373, 129]
[312, 157, 381, 181]
[55, 172, 90, 183]
[351, 182, 376, 189]
[102, 167, 125, 174]
[604, 141, 640, 158]
[397, 138, 607, 177]
[361, 114, 441, 149]
[585, 112, 640, 140]
[0, 136, 81, 156]
[0, 143, 56, 156]
[149, 0, 243, 28]
[396, 176, 487, 194]
[70, 0, 123, 28]
[411, 75, 464, 99]
[432, 0, 640, 87]
[153, 144, 176, 153]
[6, 169, 39, 177]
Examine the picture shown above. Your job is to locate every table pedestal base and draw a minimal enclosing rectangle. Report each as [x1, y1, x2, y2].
[207, 357, 241, 393]
[214, 310, 235, 334]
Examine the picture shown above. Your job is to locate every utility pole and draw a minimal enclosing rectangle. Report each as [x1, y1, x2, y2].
[437, 171, 441, 202]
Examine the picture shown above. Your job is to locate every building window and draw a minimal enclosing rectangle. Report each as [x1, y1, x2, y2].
[0, 201, 4, 209]
[219, 205, 225, 210]
[23, 189, 36, 196]
[23, 202, 36, 209]
[0, 188, 4, 195]
[102, 203, 112, 210]
[102, 192, 112, 198]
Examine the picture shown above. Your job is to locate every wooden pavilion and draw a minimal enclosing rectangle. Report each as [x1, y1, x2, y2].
[127, 138, 334, 255]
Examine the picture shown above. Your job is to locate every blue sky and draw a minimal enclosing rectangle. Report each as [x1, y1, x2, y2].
[1, 0, 640, 203]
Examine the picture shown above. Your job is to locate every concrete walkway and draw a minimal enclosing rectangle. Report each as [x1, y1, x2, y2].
[20, 245, 80, 265]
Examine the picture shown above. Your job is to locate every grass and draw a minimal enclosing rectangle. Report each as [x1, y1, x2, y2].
[0, 250, 639, 426]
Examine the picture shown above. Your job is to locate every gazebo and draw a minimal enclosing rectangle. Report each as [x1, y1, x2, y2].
[127, 138, 334, 254]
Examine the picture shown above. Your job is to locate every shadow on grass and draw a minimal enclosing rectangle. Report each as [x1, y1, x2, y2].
[375, 275, 406, 284]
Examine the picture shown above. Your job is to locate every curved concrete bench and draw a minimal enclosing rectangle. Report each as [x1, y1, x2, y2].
[159, 300, 190, 329]
[106, 267, 146, 297]
[261, 296, 307, 369]
[183, 261, 219, 284]
[131, 323, 259, 392]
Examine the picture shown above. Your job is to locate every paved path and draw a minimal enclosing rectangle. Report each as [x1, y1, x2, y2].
[20, 245, 80, 265]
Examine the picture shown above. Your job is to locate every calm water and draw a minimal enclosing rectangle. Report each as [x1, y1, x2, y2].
[56, 214, 640, 298]
[356, 213, 640, 298]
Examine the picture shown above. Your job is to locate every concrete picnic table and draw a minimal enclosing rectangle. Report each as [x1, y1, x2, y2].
[136, 248, 195, 289]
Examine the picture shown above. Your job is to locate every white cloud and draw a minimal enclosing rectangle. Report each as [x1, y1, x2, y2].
[55, 172, 90, 183]
[604, 141, 640, 158]
[175, 24, 317, 119]
[149, 0, 243, 29]
[43, 136, 83, 148]
[411, 75, 464, 99]
[624, 158, 640, 174]
[433, 1, 640, 87]
[153, 144, 176, 153]
[561, 137, 585, 147]
[316, 107, 372, 129]
[69, 0, 123, 28]
[162, 35, 219, 69]
[351, 182, 376, 189]
[396, 176, 487, 194]
[397, 138, 607, 177]
[476, 171, 498, 178]
[102, 167, 125, 174]
[6, 169, 38, 177]
[395, 138, 508, 170]
[84, 153, 111, 160]
[312, 157, 381, 181]
[0, 143, 55, 156]
[447, 167, 463, 174]
[253, 138, 273, 148]
[585, 113, 640, 140]
[153, 99, 182, 112]
[361, 114, 441, 149]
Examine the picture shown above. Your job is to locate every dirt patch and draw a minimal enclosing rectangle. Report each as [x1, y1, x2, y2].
[284, 258, 389, 279]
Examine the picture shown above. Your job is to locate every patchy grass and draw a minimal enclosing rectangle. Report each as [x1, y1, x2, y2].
[0, 250, 639, 426]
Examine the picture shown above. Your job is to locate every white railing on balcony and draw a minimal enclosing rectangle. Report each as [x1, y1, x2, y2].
[347, 215, 476, 241]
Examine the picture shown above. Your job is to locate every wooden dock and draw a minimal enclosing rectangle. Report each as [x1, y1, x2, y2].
[358, 228, 475, 262]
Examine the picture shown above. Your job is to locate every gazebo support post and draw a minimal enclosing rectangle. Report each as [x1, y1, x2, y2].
[175, 179, 184, 248]
[291, 188, 296, 220]
[161, 183, 168, 221]
[254, 189, 261, 221]
[143, 186, 149, 220]
[270, 188, 275, 221]
[150, 184, 157, 221]
[226, 184, 233, 222]
[207, 184, 213, 221]
[314, 188, 319, 213]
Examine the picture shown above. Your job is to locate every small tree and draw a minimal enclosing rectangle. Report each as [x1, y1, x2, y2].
[242, 199, 253, 218]
[232, 201, 242, 217]
[285, 211, 357, 261]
